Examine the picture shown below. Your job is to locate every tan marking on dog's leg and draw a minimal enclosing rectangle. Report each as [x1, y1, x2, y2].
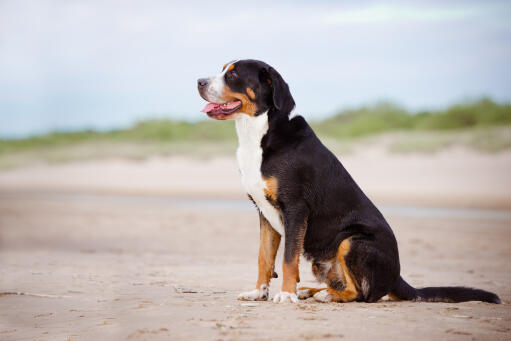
[256, 214, 281, 288]
[273, 254, 300, 303]
[282, 254, 300, 293]
[299, 287, 328, 295]
[331, 238, 358, 302]
[297, 286, 327, 299]
[239, 214, 280, 301]
[314, 239, 358, 303]
[274, 208, 307, 304]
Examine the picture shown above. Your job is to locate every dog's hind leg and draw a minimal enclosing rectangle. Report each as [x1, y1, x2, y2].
[313, 238, 359, 303]
[297, 287, 327, 299]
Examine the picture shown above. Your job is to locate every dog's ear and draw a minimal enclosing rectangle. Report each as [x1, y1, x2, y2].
[265, 67, 295, 114]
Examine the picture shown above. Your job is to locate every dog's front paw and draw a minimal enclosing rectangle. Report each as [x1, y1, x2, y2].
[237, 285, 269, 301]
[313, 290, 332, 303]
[273, 291, 298, 304]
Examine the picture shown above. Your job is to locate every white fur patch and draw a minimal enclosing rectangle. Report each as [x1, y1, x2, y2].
[203, 60, 238, 103]
[273, 291, 298, 304]
[235, 113, 285, 236]
[238, 285, 269, 301]
[313, 290, 332, 303]
[361, 277, 370, 297]
[206, 74, 225, 103]
[289, 107, 298, 119]
[312, 260, 334, 283]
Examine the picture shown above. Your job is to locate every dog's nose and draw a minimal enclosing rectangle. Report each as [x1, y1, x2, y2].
[197, 78, 208, 88]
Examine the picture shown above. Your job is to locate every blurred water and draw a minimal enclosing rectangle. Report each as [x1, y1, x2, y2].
[2, 191, 510, 222]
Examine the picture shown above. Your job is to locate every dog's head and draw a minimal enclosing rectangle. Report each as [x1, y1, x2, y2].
[198, 59, 295, 120]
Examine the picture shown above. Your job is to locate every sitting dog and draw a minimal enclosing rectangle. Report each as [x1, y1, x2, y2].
[197, 59, 501, 304]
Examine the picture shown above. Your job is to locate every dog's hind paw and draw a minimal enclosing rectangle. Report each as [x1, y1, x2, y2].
[313, 290, 332, 303]
[297, 288, 313, 300]
[237, 285, 269, 301]
[273, 291, 298, 304]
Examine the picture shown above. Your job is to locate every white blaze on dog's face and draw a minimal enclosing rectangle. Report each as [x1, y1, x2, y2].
[203, 60, 237, 104]
[197, 59, 294, 120]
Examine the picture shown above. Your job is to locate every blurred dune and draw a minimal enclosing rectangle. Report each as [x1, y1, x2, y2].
[1, 145, 510, 210]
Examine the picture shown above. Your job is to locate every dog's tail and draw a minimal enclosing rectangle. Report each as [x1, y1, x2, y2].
[390, 276, 501, 304]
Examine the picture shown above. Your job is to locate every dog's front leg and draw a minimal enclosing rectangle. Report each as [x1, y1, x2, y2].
[273, 204, 308, 304]
[238, 213, 281, 301]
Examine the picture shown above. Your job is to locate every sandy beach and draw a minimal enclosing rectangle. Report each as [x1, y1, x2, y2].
[1, 148, 510, 340]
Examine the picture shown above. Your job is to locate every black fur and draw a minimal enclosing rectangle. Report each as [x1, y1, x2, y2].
[200, 59, 502, 304]
[267, 67, 295, 114]
[392, 276, 502, 304]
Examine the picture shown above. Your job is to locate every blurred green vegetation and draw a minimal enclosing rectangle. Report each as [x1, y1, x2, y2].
[0, 98, 510, 168]
[314, 98, 511, 138]
[0, 120, 237, 154]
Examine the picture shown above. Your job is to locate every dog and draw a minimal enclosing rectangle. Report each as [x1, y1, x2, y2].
[197, 59, 501, 304]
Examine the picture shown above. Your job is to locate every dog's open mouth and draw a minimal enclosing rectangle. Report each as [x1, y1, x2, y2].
[201, 100, 242, 119]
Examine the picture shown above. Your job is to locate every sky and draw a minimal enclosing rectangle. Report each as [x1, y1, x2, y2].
[0, 0, 510, 137]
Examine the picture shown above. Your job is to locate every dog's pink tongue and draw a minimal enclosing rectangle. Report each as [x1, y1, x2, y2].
[201, 103, 219, 113]
[224, 101, 241, 109]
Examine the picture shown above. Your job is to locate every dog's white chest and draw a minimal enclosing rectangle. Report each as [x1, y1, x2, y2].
[235, 113, 284, 236]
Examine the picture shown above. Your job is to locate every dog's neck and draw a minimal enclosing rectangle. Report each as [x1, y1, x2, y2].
[233, 111, 286, 237]
[234, 112, 269, 149]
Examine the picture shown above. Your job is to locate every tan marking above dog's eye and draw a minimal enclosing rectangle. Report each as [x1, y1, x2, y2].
[222, 60, 236, 71]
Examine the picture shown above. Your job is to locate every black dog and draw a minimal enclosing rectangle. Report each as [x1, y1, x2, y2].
[198, 59, 501, 304]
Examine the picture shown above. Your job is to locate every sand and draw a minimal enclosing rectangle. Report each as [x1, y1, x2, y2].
[0, 148, 510, 340]
[0, 147, 510, 209]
